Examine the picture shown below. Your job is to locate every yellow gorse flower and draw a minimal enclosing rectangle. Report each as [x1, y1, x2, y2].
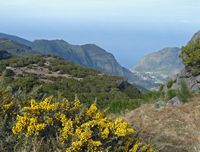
[129, 143, 139, 152]
[12, 115, 46, 136]
[11, 97, 153, 152]
[86, 103, 98, 116]
[45, 116, 53, 125]
[114, 118, 135, 137]
[101, 127, 109, 139]
[3, 102, 13, 110]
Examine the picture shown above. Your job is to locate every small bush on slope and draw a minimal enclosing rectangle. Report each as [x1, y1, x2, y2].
[177, 79, 192, 102]
[0, 91, 153, 152]
[166, 89, 177, 100]
[166, 80, 175, 89]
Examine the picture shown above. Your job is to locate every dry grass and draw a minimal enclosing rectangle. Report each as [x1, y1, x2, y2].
[123, 95, 200, 152]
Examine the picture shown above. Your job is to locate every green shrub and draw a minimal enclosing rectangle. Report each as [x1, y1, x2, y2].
[167, 89, 177, 100]
[178, 79, 192, 102]
[2, 69, 15, 77]
[159, 84, 164, 92]
[142, 91, 163, 103]
[167, 79, 175, 89]
[0, 65, 6, 75]
[107, 99, 141, 114]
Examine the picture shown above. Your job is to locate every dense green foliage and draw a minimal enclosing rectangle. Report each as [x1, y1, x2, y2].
[180, 37, 200, 75]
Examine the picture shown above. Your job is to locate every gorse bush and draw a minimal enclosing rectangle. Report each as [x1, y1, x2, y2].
[0, 92, 154, 152]
[0, 91, 25, 151]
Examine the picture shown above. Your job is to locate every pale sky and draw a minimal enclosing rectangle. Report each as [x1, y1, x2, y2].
[1, 0, 200, 67]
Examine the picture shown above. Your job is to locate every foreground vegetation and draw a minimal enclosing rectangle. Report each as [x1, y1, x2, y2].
[0, 90, 153, 152]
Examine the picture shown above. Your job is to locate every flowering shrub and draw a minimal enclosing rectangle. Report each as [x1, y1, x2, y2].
[1, 93, 153, 151]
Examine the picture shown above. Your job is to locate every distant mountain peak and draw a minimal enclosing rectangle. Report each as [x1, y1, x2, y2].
[0, 32, 31, 46]
[0, 38, 35, 56]
[190, 30, 200, 43]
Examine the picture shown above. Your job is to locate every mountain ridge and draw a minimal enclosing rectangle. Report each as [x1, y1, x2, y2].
[31, 39, 125, 76]
[0, 33, 31, 46]
[0, 32, 156, 90]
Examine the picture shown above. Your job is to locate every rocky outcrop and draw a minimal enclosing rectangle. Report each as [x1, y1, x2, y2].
[154, 97, 182, 109]
[189, 30, 200, 43]
[172, 68, 200, 91]
[167, 96, 182, 106]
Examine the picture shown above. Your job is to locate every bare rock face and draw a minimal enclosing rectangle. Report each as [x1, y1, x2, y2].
[172, 68, 200, 91]
[154, 97, 182, 109]
[167, 96, 182, 106]
[196, 75, 200, 83]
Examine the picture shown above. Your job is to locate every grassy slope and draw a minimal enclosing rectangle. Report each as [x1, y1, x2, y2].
[124, 95, 200, 152]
